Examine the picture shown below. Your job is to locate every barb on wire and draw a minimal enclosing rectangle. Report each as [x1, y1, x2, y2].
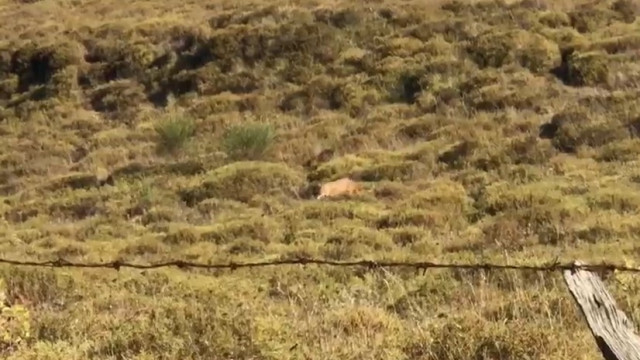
[0, 257, 638, 273]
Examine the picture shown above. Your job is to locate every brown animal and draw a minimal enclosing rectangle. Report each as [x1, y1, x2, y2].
[316, 177, 364, 199]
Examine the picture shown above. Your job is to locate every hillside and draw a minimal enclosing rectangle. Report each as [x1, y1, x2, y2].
[2, 0, 640, 358]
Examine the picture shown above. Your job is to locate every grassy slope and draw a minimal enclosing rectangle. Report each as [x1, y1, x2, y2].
[2, 0, 640, 358]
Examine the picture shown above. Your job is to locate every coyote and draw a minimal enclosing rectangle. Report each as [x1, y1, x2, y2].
[316, 177, 364, 199]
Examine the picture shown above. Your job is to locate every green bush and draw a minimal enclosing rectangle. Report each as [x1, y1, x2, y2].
[154, 113, 196, 154]
[222, 122, 275, 161]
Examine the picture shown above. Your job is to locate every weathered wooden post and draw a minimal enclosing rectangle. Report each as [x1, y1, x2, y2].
[563, 260, 640, 360]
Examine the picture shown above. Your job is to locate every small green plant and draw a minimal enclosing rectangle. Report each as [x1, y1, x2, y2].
[222, 122, 275, 161]
[154, 113, 196, 154]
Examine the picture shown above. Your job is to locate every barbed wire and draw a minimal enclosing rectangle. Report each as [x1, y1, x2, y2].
[0, 256, 639, 273]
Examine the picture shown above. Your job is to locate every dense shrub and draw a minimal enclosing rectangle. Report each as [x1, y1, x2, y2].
[154, 113, 196, 154]
[222, 122, 275, 161]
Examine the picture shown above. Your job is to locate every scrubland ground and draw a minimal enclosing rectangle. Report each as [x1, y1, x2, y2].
[2, 0, 640, 358]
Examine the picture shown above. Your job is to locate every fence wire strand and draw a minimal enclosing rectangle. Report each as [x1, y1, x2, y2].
[0, 257, 639, 273]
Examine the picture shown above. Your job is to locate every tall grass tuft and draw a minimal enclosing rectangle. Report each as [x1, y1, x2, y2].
[222, 122, 275, 161]
[154, 113, 196, 154]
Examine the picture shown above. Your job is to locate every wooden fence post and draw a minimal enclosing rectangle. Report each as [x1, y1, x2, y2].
[563, 260, 640, 360]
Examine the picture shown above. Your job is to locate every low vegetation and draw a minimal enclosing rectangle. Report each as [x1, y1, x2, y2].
[1, 0, 640, 358]
[222, 122, 276, 161]
[153, 113, 196, 154]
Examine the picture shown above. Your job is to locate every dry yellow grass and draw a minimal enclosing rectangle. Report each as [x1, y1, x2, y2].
[2, 0, 640, 358]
